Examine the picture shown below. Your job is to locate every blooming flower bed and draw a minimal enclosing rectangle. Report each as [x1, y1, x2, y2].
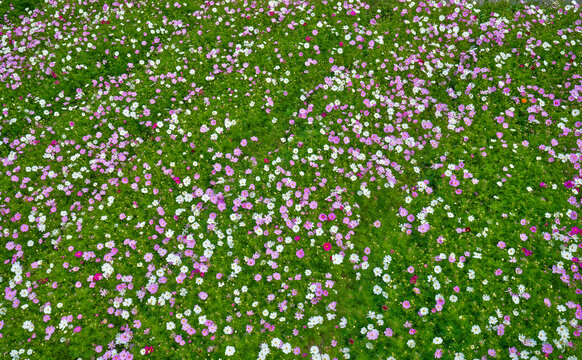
[1, 0, 582, 359]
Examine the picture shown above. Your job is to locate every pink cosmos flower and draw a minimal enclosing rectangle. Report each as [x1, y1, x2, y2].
[323, 243, 332, 251]
[296, 249, 305, 259]
[542, 343, 553, 355]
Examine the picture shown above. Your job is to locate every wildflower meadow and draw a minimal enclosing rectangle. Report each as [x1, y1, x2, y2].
[1, 0, 582, 359]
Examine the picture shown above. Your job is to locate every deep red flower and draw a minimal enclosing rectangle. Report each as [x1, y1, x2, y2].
[382, 305, 388, 311]
[465, 227, 471, 232]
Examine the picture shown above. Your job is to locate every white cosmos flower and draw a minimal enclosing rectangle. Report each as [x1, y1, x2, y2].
[471, 325, 481, 335]
[271, 338, 282, 348]
[225, 346, 235, 356]
[332, 254, 344, 265]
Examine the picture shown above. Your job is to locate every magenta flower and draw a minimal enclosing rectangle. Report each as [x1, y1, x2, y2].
[323, 243, 332, 251]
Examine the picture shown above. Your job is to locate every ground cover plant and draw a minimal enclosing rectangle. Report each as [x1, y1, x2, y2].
[0, 0, 581, 359]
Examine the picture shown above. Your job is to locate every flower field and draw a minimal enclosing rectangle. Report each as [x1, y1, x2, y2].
[1, 0, 582, 359]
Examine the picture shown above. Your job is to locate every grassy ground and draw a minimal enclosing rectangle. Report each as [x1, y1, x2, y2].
[1, 0, 581, 359]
